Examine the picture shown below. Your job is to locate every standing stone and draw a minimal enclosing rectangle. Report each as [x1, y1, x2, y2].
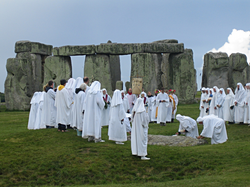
[125, 81, 130, 92]
[131, 53, 162, 94]
[228, 53, 248, 88]
[84, 54, 113, 94]
[169, 49, 196, 104]
[5, 52, 43, 110]
[109, 55, 121, 91]
[116, 81, 123, 90]
[243, 65, 250, 85]
[43, 56, 72, 88]
[202, 52, 229, 90]
[161, 53, 171, 89]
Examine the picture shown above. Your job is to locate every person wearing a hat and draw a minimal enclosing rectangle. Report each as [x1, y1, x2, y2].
[55, 79, 74, 132]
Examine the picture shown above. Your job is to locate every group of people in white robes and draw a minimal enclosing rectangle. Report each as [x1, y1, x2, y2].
[199, 83, 250, 126]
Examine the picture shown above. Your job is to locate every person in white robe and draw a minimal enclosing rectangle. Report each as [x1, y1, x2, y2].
[71, 77, 84, 128]
[156, 90, 169, 126]
[28, 92, 41, 130]
[140, 92, 148, 112]
[151, 90, 159, 122]
[108, 90, 127, 144]
[55, 79, 74, 132]
[33, 91, 45, 129]
[199, 87, 207, 117]
[101, 88, 111, 127]
[175, 114, 199, 139]
[65, 78, 75, 128]
[147, 91, 154, 123]
[244, 83, 250, 125]
[172, 90, 179, 118]
[126, 88, 137, 113]
[197, 115, 228, 144]
[131, 98, 150, 160]
[165, 90, 173, 123]
[223, 88, 235, 124]
[234, 83, 246, 124]
[216, 88, 226, 119]
[209, 86, 219, 116]
[73, 83, 87, 136]
[121, 90, 131, 133]
[41, 81, 57, 128]
[82, 81, 105, 142]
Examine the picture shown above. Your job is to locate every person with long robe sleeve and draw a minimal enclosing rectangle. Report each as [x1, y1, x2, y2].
[82, 81, 105, 143]
[101, 88, 111, 127]
[131, 98, 150, 160]
[217, 88, 226, 119]
[108, 90, 127, 144]
[35, 91, 45, 129]
[197, 115, 228, 144]
[169, 90, 176, 122]
[74, 83, 87, 136]
[121, 90, 131, 133]
[172, 90, 179, 119]
[165, 90, 173, 123]
[234, 83, 246, 124]
[156, 89, 169, 126]
[209, 86, 219, 116]
[42, 80, 57, 128]
[199, 87, 207, 117]
[55, 79, 74, 132]
[28, 92, 41, 130]
[244, 83, 250, 125]
[65, 78, 75, 129]
[175, 114, 199, 139]
[126, 88, 137, 113]
[223, 88, 235, 124]
[151, 90, 159, 123]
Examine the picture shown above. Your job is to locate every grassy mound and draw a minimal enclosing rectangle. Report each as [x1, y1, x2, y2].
[0, 103, 250, 187]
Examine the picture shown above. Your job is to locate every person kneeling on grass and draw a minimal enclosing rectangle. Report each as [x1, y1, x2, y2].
[174, 114, 199, 139]
[131, 98, 150, 160]
[196, 115, 228, 144]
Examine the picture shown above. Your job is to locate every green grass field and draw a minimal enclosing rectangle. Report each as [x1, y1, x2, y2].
[0, 103, 250, 187]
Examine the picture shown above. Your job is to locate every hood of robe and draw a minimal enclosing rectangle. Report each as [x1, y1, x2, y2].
[38, 92, 45, 103]
[102, 88, 108, 96]
[140, 91, 147, 98]
[226, 88, 234, 98]
[213, 86, 219, 94]
[217, 88, 226, 101]
[176, 114, 185, 123]
[74, 77, 83, 89]
[111, 90, 123, 107]
[132, 98, 145, 113]
[30, 92, 41, 104]
[65, 78, 76, 89]
[235, 83, 246, 102]
[89, 81, 101, 95]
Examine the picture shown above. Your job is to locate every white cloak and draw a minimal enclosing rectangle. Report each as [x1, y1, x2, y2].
[234, 83, 246, 124]
[101, 94, 111, 126]
[73, 90, 85, 130]
[172, 94, 179, 118]
[156, 92, 169, 124]
[35, 92, 45, 129]
[223, 88, 235, 122]
[176, 114, 199, 139]
[244, 89, 250, 124]
[28, 92, 41, 130]
[150, 95, 158, 122]
[55, 87, 73, 125]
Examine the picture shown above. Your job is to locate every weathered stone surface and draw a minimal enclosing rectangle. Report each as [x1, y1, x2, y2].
[131, 53, 162, 94]
[125, 81, 130, 92]
[152, 39, 178, 43]
[127, 135, 208, 146]
[143, 43, 184, 53]
[109, 55, 121, 91]
[202, 52, 229, 90]
[116, 81, 123, 90]
[243, 65, 250, 85]
[5, 53, 43, 110]
[161, 53, 171, 89]
[84, 54, 113, 95]
[228, 53, 248, 88]
[15, 41, 52, 56]
[43, 56, 72, 88]
[169, 49, 196, 104]
[54, 45, 96, 56]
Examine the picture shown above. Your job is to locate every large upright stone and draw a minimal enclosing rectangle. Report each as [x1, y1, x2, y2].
[161, 53, 171, 89]
[43, 56, 72, 88]
[109, 55, 121, 91]
[5, 52, 43, 110]
[169, 49, 196, 104]
[131, 53, 162, 94]
[116, 81, 123, 90]
[228, 53, 248, 88]
[202, 52, 229, 90]
[15, 41, 52, 56]
[84, 54, 113, 95]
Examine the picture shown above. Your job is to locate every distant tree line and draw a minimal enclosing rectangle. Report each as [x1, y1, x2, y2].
[0, 92, 5, 102]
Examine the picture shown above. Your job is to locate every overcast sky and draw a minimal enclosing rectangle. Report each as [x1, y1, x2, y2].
[1, 0, 250, 93]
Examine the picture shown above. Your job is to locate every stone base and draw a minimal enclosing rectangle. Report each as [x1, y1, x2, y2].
[127, 134, 208, 146]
